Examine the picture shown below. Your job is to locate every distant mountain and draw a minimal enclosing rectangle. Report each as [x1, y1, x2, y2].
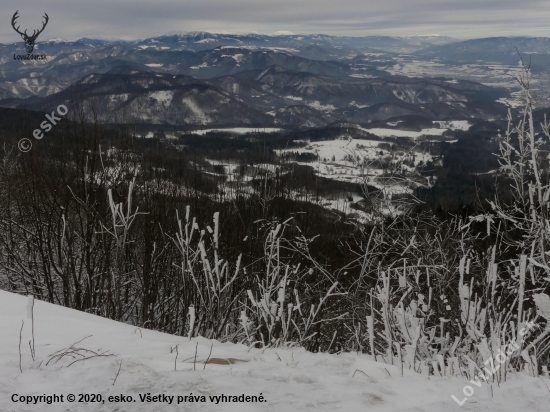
[0, 76, 66, 100]
[205, 74, 289, 110]
[415, 37, 550, 71]
[233, 65, 505, 106]
[7, 67, 271, 126]
[270, 105, 337, 128]
[168, 47, 351, 78]
[137, 32, 457, 53]
[0, 42, 351, 97]
[334, 100, 508, 123]
[2, 65, 509, 128]
[0, 32, 532, 129]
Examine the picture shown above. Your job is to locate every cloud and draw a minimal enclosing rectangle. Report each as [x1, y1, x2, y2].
[0, 0, 549, 42]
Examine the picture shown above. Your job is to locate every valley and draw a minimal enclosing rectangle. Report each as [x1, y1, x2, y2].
[0, 32, 548, 217]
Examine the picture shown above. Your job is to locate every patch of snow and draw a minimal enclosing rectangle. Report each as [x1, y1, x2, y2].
[108, 94, 129, 102]
[386, 121, 404, 127]
[307, 101, 336, 112]
[192, 127, 282, 135]
[349, 101, 369, 108]
[190, 62, 208, 69]
[149, 90, 173, 106]
[181, 97, 210, 123]
[433, 120, 471, 131]
[349, 74, 376, 79]
[497, 92, 524, 108]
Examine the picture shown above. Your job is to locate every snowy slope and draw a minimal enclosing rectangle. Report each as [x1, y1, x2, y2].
[1, 290, 549, 411]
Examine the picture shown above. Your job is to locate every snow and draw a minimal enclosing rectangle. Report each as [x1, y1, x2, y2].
[349, 74, 376, 79]
[108, 94, 129, 102]
[386, 121, 403, 127]
[44, 38, 70, 43]
[277, 138, 433, 198]
[181, 97, 211, 123]
[221, 54, 244, 62]
[433, 120, 471, 131]
[360, 127, 446, 139]
[149, 90, 173, 106]
[497, 91, 524, 108]
[1, 290, 549, 411]
[380, 58, 521, 92]
[138, 46, 170, 50]
[191, 127, 282, 135]
[307, 101, 336, 112]
[190, 62, 209, 69]
[349, 101, 369, 108]
[280, 138, 370, 161]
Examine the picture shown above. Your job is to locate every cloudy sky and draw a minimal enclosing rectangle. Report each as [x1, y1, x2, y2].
[1, 0, 550, 42]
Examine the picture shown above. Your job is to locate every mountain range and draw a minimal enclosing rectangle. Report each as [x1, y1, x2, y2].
[2, 33, 549, 128]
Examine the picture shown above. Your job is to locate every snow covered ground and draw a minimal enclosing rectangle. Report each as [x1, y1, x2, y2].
[277, 137, 433, 195]
[191, 128, 282, 135]
[1, 290, 549, 411]
[380, 58, 520, 91]
[359, 127, 446, 139]
[432, 120, 472, 131]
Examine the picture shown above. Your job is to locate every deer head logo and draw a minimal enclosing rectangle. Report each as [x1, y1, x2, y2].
[11, 11, 49, 54]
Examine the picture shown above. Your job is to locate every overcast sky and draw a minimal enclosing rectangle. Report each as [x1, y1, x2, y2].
[1, 0, 550, 43]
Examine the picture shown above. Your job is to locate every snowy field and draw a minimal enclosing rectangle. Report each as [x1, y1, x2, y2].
[192, 122, 461, 217]
[1, 290, 549, 411]
[277, 137, 433, 194]
[359, 127, 446, 139]
[379, 58, 520, 90]
[191, 128, 282, 135]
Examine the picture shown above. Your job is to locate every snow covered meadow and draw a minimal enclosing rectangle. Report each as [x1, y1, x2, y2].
[1, 290, 549, 412]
